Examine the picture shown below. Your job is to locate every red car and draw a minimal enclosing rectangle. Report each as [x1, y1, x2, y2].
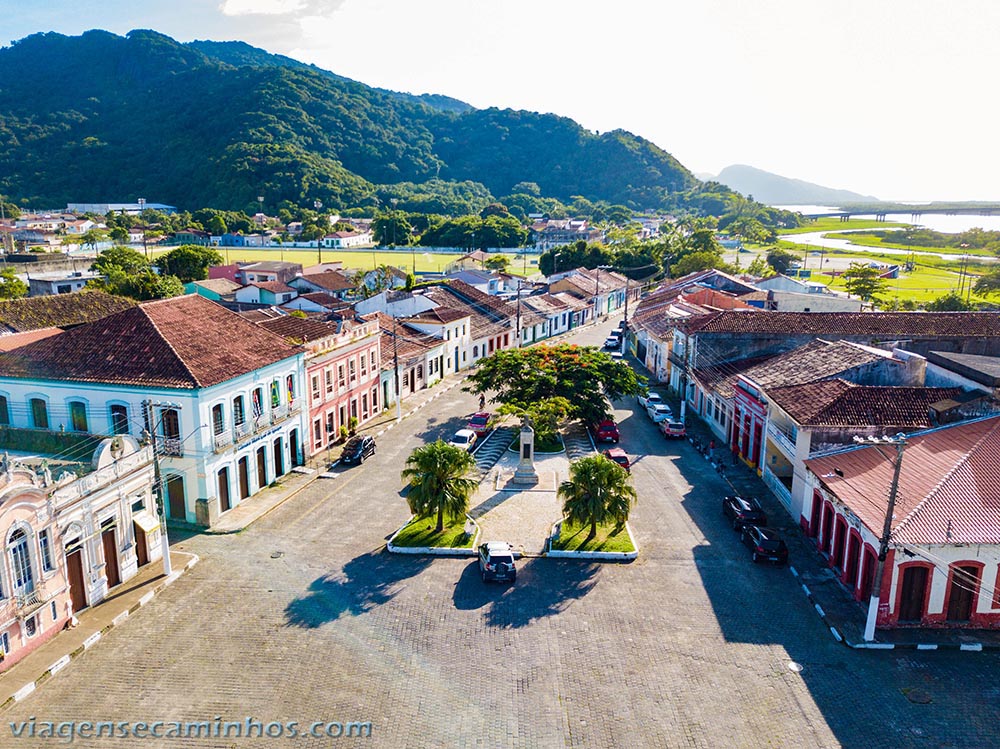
[590, 419, 620, 443]
[602, 447, 631, 472]
[660, 421, 686, 439]
[467, 412, 493, 438]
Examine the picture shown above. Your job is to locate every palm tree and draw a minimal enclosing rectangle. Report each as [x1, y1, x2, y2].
[401, 440, 478, 533]
[558, 455, 637, 541]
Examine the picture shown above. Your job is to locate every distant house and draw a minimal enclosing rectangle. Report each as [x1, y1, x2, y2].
[530, 219, 603, 251]
[289, 270, 356, 300]
[27, 271, 103, 297]
[234, 281, 298, 306]
[67, 202, 177, 215]
[321, 230, 372, 248]
[172, 229, 212, 246]
[185, 278, 241, 302]
[234, 262, 303, 286]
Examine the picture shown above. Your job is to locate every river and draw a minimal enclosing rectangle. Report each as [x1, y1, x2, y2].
[771, 205, 1000, 234]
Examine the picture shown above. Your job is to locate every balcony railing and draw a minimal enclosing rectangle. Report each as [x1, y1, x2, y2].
[14, 586, 46, 616]
[762, 465, 792, 511]
[767, 421, 796, 457]
[213, 402, 302, 452]
[160, 437, 183, 457]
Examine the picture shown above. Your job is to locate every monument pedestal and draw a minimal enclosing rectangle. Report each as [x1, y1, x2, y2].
[511, 419, 538, 487]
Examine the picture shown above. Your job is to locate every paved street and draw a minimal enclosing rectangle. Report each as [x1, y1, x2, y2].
[6, 319, 1000, 748]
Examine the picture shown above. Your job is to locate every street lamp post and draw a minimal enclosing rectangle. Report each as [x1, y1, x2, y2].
[515, 280, 523, 348]
[137, 198, 147, 259]
[314, 200, 323, 265]
[392, 316, 402, 423]
[257, 196, 265, 247]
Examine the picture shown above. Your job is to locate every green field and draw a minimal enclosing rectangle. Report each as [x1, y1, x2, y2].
[779, 217, 908, 234]
[815, 232, 997, 257]
[391, 516, 474, 549]
[552, 519, 636, 554]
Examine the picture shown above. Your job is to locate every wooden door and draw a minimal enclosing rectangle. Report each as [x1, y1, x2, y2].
[238, 457, 250, 499]
[66, 548, 88, 612]
[218, 468, 231, 512]
[134, 522, 149, 567]
[256, 447, 268, 490]
[273, 438, 284, 477]
[289, 429, 300, 467]
[102, 528, 121, 588]
[860, 549, 876, 600]
[166, 475, 186, 521]
[947, 566, 979, 621]
[845, 535, 861, 588]
[899, 566, 929, 622]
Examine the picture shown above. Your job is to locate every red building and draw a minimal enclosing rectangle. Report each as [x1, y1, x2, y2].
[258, 315, 381, 457]
[804, 416, 1000, 628]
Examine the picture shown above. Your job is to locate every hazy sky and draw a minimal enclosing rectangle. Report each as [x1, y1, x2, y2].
[2, 0, 997, 201]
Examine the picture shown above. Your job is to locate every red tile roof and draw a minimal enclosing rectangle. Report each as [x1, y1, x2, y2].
[0, 294, 300, 389]
[295, 271, 355, 292]
[806, 416, 1000, 545]
[0, 290, 135, 333]
[693, 339, 889, 398]
[251, 280, 295, 294]
[0, 327, 63, 351]
[770, 380, 961, 427]
[678, 310, 1000, 337]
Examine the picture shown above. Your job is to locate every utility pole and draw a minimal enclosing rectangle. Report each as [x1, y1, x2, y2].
[515, 280, 522, 348]
[863, 434, 908, 642]
[143, 399, 173, 576]
[620, 277, 630, 356]
[392, 316, 402, 423]
[679, 327, 690, 423]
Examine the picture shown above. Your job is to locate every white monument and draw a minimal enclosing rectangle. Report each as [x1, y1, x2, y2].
[511, 416, 539, 487]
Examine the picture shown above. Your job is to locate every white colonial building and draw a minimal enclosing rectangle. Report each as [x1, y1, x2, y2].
[0, 295, 306, 528]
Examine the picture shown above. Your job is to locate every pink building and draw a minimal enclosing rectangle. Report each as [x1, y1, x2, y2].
[258, 315, 381, 457]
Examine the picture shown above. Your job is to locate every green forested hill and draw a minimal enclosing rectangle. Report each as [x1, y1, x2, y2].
[0, 29, 698, 213]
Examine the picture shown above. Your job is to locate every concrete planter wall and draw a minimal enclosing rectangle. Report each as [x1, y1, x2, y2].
[387, 514, 480, 556]
[545, 520, 639, 561]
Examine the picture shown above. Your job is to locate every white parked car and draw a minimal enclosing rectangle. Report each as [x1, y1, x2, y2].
[637, 391, 663, 409]
[448, 429, 478, 452]
[646, 403, 673, 423]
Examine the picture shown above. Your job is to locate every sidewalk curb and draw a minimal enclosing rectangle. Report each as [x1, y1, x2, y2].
[1, 552, 200, 712]
[792, 562, 995, 652]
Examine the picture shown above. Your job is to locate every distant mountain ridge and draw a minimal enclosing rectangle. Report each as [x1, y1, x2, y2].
[0, 29, 700, 213]
[710, 164, 878, 205]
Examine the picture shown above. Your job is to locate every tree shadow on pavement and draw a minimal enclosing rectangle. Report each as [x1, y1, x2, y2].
[284, 549, 431, 628]
[477, 558, 599, 629]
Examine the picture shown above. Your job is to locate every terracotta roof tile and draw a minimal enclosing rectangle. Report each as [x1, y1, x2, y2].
[678, 310, 1000, 337]
[806, 416, 1000, 544]
[770, 380, 961, 427]
[0, 290, 135, 333]
[693, 340, 888, 398]
[251, 280, 295, 294]
[0, 295, 300, 389]
[295, 271, 355, 292]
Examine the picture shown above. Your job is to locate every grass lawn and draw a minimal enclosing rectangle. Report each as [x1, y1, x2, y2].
[552, 519, 635, 554]
[391, 516, 475, 549]
[780, 217, 908, 234]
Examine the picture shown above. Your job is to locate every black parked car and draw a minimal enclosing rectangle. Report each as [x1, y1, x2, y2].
[478, 541, 517, 583]
[741, 525, 789, 565]
[340, 435, 376, 465]
[722, 495, 767, 531]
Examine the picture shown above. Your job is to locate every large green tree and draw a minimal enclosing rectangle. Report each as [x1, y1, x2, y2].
[401, 441, 478, 533]
[157, 245, 223, 283]
[372, 211, 413, 246]
[0, 267, 28, 299]
[765, 248, 799, 275]
[89, 245, 184, 300]
[466, 344, 645, 426]
[558, 454, 637, 541]
[842, 262, 889, 302]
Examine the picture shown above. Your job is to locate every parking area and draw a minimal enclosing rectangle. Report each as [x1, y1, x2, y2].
[7, 319, 1000, 748]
